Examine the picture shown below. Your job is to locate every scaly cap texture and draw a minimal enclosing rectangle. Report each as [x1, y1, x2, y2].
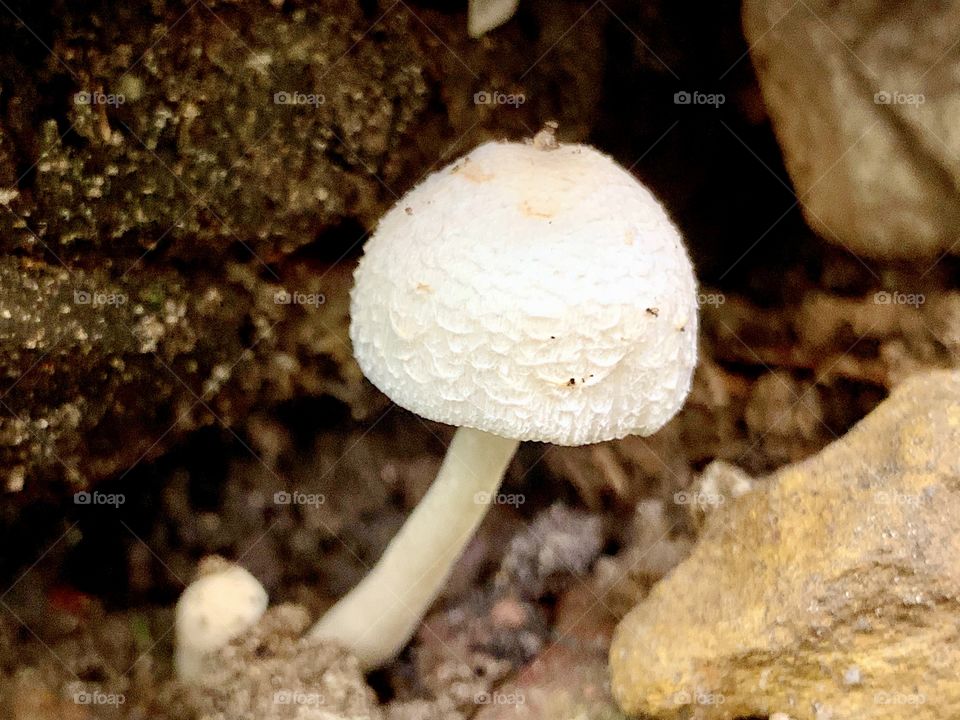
[350, 140, 698, 446]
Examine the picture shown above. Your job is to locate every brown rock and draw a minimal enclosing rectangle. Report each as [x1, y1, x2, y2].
[611, 369, 960, 719]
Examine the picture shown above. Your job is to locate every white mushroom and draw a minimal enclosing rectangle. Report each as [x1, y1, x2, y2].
[468, 0, 520, 37]
[310, 130, 699, 667]
[174, 557, 268, 679]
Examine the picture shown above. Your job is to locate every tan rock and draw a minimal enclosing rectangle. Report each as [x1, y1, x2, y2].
[610, 370, 960, 719]
[744, 0, 960, 260]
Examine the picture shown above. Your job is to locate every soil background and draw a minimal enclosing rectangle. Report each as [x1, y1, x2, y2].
[0, 0, 952, 718]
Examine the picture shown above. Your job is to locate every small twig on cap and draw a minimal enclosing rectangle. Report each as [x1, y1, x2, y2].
[532, 120, 560, 150]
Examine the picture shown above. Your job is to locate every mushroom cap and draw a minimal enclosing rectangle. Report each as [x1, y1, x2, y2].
[174, 562, 268, 677]
[350, 140, 698, 446]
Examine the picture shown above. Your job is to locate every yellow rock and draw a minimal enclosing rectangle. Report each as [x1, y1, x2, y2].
[610, 370, 960, 719]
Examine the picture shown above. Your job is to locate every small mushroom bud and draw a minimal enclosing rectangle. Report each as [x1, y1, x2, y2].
[174, 557, 268, 679]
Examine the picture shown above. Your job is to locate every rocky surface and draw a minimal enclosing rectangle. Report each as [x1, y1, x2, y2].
[469, 497, 693, 720]
[473, 585, 623, 720]
[0, 256, 368, 495]
[179, 603, 382, 719]
[744, 0, 960, 260]
[610, 369, 960, 719]
[0, 0, 611, 497]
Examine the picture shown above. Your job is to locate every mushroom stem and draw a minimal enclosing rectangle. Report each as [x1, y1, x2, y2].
[309, 426, 519, 667]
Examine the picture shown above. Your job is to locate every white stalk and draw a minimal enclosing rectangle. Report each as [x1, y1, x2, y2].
[310, 426, 519, 667]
